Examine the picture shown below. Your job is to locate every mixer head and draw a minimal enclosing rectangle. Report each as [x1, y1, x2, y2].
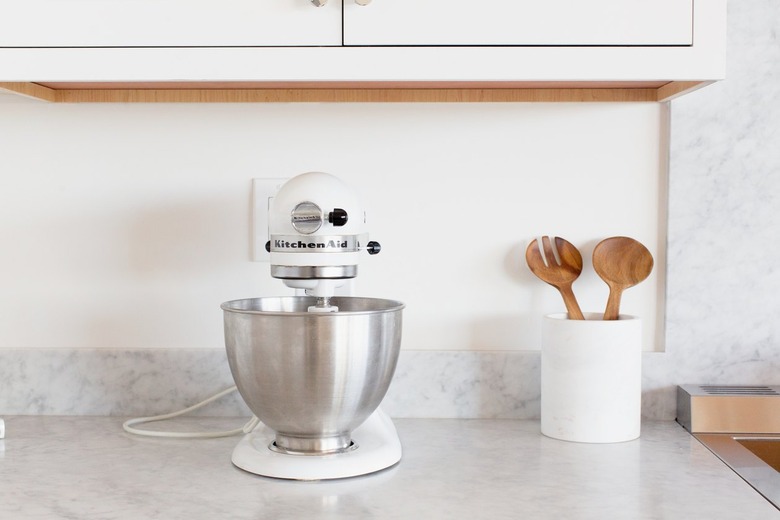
[268, 172, 380, 302]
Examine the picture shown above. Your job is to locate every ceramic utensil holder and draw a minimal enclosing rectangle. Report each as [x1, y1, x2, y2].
[541, 313, 642, 443]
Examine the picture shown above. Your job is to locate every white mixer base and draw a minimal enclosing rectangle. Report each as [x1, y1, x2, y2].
[231, 409, 402, 480]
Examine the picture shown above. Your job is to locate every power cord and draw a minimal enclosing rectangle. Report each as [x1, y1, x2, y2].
[122, 386, 260, 439]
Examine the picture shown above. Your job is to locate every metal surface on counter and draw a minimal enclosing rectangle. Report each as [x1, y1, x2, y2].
[677, 384, 780, 511]
[676, 384, 780, 434]
[695, 433, 780, 511]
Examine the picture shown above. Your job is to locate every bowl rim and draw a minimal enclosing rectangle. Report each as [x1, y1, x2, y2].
[220, 296, 405, 316]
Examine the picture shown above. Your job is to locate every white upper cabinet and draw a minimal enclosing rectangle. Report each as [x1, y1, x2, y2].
[0, 0, 725, 102]
[0, 0, 342, 47]
[344, 0, 693, 46]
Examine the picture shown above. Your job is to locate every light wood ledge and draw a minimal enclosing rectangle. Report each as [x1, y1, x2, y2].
[0, 81, 711, 103]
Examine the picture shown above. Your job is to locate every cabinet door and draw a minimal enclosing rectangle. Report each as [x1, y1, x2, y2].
[344, 0, 693, 46]
[0, 0, 342, 47]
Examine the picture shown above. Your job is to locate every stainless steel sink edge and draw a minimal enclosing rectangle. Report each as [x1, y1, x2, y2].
[693, 433, 780, 511]
[677, 385, 780, 511]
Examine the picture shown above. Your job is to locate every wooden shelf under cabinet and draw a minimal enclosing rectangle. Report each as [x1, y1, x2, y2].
[0, 80, 709, 104]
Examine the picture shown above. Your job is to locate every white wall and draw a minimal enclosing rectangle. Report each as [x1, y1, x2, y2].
[2, 0, 779, 420]
[0, 101, 666, 351]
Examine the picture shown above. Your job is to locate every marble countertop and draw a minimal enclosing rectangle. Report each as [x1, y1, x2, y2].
[0, 417, 776, 519]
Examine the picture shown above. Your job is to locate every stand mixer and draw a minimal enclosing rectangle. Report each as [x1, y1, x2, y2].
[222, 172, 404, 480]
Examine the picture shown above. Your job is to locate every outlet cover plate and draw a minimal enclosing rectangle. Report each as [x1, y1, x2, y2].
[252, 178, 288, 262]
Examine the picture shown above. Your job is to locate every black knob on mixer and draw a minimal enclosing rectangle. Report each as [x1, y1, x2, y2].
[366, 241, 381, 255]
[265, 241, 271, 253]
[328, 208, 348, 227]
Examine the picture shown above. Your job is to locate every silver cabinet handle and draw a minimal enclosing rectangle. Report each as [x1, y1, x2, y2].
[355, 0, 372, 5]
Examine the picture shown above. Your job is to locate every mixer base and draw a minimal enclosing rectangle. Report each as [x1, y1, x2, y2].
[231, 408, 402, 480]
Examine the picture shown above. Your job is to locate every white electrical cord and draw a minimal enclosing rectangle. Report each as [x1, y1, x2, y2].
[122, 386, 260, 439]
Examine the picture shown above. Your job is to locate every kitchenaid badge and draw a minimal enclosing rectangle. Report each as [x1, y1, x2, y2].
[271, 235, 361, 253]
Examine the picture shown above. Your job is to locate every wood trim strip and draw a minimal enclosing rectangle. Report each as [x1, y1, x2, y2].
[0, 82, 57, 102]
[1, 82, 716, 103]
[656, 81, 711, 102]
[55, 87, 659, 103]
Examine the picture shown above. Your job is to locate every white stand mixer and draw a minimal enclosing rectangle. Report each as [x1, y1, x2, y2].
[223, 172, 403, 480]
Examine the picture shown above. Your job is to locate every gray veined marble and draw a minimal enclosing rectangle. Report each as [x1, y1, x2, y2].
[652, 0, 780, 415]
[0, 348, 541, 419]
[0, 417, 776, 519]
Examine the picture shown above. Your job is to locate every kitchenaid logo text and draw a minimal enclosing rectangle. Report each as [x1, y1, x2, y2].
[274, 239, 349, 249]
[270, 235, 361, 253]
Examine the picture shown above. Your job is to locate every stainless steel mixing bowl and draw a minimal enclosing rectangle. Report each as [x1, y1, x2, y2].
[222, 296, 404, 454]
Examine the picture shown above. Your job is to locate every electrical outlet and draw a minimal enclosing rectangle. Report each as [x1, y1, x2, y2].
[251, 178, 288, 262]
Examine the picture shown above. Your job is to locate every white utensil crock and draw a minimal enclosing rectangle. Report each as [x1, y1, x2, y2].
[541, 312, 642, 443]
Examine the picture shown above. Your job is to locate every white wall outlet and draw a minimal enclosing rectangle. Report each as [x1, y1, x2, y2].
[252, 178, 288, 262]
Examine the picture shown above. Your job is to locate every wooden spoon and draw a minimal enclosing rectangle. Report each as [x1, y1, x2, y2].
[592, 236, 654, 320]
[525, 236, 585, 320]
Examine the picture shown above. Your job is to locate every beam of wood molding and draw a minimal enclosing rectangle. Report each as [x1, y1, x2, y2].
[656, 81, 711, 102]
[0, 82, 688, 103]
[0, 82, 57, 102]
[55, 87, 659, 103]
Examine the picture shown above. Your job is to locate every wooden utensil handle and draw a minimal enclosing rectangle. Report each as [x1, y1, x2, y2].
[603, 288, 623, 320]
[560, 285, 585, 320]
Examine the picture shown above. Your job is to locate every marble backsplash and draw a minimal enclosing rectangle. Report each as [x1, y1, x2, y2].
[2, 0, 779, 421]
[0, 347, 624, 419]
[0, 348, 540, 419]
[0, 345, 763, 420]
